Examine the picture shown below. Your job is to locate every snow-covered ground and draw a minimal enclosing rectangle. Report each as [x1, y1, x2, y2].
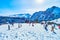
[0, 23, 60, 40]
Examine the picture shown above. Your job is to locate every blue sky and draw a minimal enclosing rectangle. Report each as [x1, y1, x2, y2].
[0, 0, 60, 16]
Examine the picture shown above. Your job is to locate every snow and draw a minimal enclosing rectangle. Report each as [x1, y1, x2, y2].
[50, 18, 60, 24]
[0, 23, 60, 40]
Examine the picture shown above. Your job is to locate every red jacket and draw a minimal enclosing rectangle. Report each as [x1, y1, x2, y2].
[58, 26, 60, 29]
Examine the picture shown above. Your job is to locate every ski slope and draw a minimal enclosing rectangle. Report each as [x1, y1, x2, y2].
[0, 23, 60, 40]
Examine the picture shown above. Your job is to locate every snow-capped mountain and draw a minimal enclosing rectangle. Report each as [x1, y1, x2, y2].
[31, 6, 60, 22]
[10, 14, 31, 19]
[30, 11, 44, 22]
[0, 6, 60, 24]
[45, 6, 60, 19]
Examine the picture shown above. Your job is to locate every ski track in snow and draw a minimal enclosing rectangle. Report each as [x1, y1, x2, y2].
[0, 23, 60, 40]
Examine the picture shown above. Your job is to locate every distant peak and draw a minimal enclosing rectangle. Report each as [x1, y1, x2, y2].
[52, 6, 58, 8]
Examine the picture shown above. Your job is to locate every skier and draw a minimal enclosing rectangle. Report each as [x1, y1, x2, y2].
[51, 23, 56, 34]
[7, 22, 10, 30]
[11, 20, 14, 27]
[43, 21, 48, 31]
[32, 23, 34, 27]
[58, 24, 60, 29]
[18, 23, 22, 28]
[8, 23, 10, 30]
[29, 21, 31, 26]
[44, 21, 48, 31]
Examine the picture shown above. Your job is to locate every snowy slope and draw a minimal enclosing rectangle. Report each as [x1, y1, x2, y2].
[50, 18, 60, 24]
[0, 23, 60, 40]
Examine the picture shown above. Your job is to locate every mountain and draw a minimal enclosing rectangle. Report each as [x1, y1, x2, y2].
[44, 6, 60, 20]
[45, 6, 60, 21]
[31, 6, 60, 22]
[30, 11, 44, 22]
[52, 6, 60, 18]
[10, 14, 31, 20]
[0, 6, 60, 24]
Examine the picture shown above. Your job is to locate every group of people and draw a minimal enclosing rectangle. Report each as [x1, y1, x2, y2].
[43, 21, 56, 34]
[28, 21, 60, 34]
[7, 21, 60, 34]
[41, 21, 60, 34]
